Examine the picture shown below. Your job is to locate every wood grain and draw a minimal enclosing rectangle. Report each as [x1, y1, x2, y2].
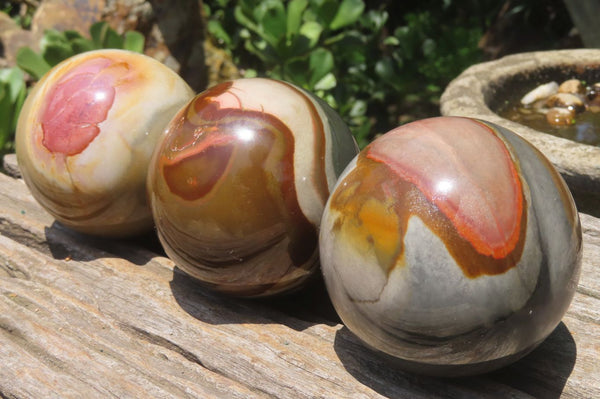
[0, 155, 598, 398]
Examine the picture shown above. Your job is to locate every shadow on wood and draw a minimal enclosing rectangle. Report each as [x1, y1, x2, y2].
[333, 321, 576, 398]
[489, 322, 577, 399]
[169, 265, 340, 331]
[44, 221, 164, 266]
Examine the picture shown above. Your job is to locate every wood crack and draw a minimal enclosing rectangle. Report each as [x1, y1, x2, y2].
[117, 322, 274, 397]
[119, 322, 209, 368]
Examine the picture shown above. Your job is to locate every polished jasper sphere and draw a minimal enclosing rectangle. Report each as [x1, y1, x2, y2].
[148, 78, 358, 297]
[320, 116, 582, 376]
[16, 49, 194, 237]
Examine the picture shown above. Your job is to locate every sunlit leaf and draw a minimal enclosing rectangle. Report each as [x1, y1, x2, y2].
[329, 0, 364, 30]
[287, 0, 308, 39]
[16, 47, 51, 80]
[257, 0, 286, 47]
[3, 68, 25, 103]
[124, 31, 145, 53]
[0, 83, 11, 149]
[40, 29, 68, 49]
[11, 80, 27, 133]
[208, 20, 233, 46]
[299, 21, 322, 49]
[383, 36, 400, 46]
[308, 47, 333, 87]
[313, 72, 336, 90]
[104, 28, 124, 49]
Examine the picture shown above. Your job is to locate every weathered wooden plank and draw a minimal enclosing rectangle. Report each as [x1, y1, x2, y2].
[0, 157, 599, 398]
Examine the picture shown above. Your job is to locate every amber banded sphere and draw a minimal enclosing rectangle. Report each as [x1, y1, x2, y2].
[148, 78, 359, 297]
[16, 49, 195, 237]
[320, 116, 582, 376]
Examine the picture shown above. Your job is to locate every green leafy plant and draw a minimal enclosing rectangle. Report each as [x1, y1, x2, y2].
[0, 67, 27, 154]
[16, 21, 145, 80]
[234, 0, 364, 90]
[212, 0, 382, 146]
[204, 0, 488, 147]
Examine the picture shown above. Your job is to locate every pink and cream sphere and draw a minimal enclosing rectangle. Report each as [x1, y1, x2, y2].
[16, 49, 194, 236]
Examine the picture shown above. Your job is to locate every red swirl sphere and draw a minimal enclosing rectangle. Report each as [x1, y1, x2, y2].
[148, 78, 358, 297]
[320, 116, 582, 376]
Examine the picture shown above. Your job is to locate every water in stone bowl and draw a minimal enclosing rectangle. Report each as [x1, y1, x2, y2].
[498, 78, 600, 147]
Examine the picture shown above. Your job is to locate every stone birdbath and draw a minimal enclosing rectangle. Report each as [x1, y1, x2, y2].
[440, 49, 600, 215]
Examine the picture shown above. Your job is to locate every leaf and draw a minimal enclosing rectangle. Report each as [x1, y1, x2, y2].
[422, 38, 436, 57]
[374, 57, 402, 90]
[308, 47, 334, 88]
[91, 21, 144, 52]
[313, 72, 336, 91]
[321, 92, 337, 109]
[63, 30, 85, 41]
[70, 38, 96, 54]
[286, 0, 308, 39]
[40, 29, 68, 49]
[207, 20, 233, 47]
[326, 30, 366, 63]
[288, 34, 312, 56]
[104, 28, 124, 49]
[234, 3, 261, 33]
[329, 0, 364, 30]
[348, 99, 367, 117]
[0, 85, 6, 112]
[0, 84, 11, 149]
[375, 58, 395, 80]
[383, 36, 400, 46]
[257, 0, 286, 47]
[315, 0, 338, 28]
[362, 9, 388, 32]
[284, 58, 309, 87]
[243, 38, 274, 64]
[90, 21, 109, 48]
[299, 21, 322, 49]
[16, 47, 52, 80]
[11, 80, 27, 133]
[43, 42, 74, 66]
[124, 31, 145, 53]
[2, 68, 25, 103]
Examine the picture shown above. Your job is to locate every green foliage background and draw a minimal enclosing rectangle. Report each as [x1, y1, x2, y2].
[204, 0, 574, 147]
[0, 0, 577, 157]
[204, 0, 486, 147]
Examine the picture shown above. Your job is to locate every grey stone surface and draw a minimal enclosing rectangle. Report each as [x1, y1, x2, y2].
[441, 49, 600, 213]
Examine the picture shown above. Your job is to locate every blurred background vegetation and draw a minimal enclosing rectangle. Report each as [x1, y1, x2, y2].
[203, 0, 579, 147]
[0, 0, 583, 156]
